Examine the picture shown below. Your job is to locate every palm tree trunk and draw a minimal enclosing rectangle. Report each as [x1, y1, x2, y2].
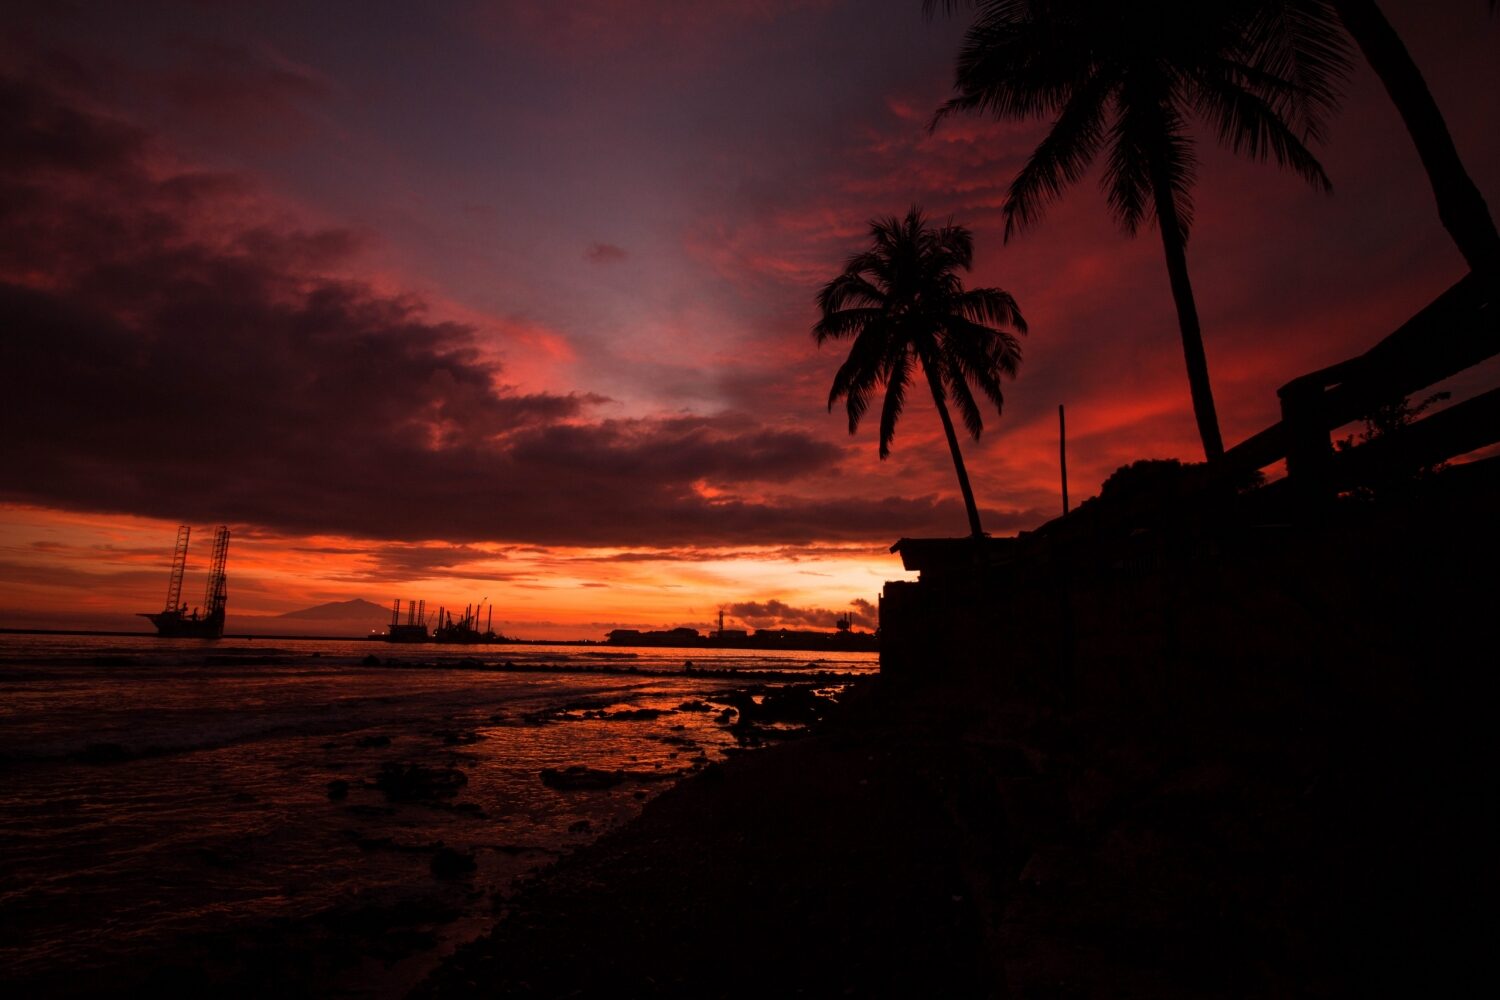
[924, 364, 985, 537]
[1151, 173, 1226, 460]
[1334, 0, 1500, 273]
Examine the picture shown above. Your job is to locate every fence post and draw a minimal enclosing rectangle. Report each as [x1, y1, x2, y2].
[1279, 380, 1335, 510]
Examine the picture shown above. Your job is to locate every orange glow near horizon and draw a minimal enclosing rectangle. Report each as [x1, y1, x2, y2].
[0, 505, 909, 640]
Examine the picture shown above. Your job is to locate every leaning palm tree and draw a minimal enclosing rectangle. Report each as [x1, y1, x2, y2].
[1330, 0, 1499, 272]
[929, 0, 1347, 460]
[814, 208, 1026, 538]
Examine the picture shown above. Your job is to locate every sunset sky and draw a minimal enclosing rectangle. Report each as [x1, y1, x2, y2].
[3, 1, 1497, 638]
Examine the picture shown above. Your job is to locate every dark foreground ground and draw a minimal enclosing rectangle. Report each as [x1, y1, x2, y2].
[420, 686, 994, 998]
[418, 675, 1491, 998]
[421, 476, 1496, 998]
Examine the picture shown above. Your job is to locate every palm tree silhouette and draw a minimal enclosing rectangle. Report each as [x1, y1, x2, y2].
[929, 0, 1346, 460]
[1331, 0, 1499, 272]
[815, 208, 1026, 538]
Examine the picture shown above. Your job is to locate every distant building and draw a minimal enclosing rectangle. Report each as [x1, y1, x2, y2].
[605, 623, 874, 652]
[606, 626, 702, 646]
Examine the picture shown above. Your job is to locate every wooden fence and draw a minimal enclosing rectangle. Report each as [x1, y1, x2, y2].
[1222, 270, 1499, 498]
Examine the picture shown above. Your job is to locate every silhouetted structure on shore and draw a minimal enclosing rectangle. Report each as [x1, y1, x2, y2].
[383, 598, 508, 643]
[883, 270, 1497, 682]
[432, 601, 504, 644]
[605, 625, 877, 653]
[869, 272, 1497, 994]
[385, 599, 429, 643]
[1227, 270, 1497, 504]
[138, 525, 230, 639]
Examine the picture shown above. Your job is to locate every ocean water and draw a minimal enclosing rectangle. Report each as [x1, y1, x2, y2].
[0, 634, 876, 996]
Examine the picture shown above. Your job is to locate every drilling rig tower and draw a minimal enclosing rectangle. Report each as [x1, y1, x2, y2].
[139, 525, 231, 638]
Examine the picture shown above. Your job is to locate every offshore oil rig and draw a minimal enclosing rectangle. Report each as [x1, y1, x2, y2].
[384, 598, 503, 644]
[139, 525, 230, 639]
[386, 599, 429, 643]
[433, 601, 498, 644]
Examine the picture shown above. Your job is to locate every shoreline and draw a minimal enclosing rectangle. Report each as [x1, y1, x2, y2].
[0, 628, 878, 655]
[360, 658, 865, 684]
[418, 679, 997, 997]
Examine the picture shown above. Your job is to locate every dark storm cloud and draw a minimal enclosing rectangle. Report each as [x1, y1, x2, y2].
[571, 541, 894, 563]
[160, 38, 331, 132]
[272, 542, 517, 583]
[0, 72, 145, 173]
[726, 598, 872, 630]
[0, 71, 960, 548]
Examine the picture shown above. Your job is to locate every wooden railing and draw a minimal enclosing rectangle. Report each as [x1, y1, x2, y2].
[1222, 270, 1500, 498]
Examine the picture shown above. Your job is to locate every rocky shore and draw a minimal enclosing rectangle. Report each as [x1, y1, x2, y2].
[418, 682, 993, 997]
[420, 633, 1491, 997]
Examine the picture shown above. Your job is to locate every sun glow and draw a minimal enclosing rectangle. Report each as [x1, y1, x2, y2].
[0, 505, 908, 640]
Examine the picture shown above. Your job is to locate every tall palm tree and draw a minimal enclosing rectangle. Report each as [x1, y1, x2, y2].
[932, 1, 1499, 275]
[814, 208, 1026, 538]
[1330, 0, 1499, 273]
[929, 0, 1347, 460]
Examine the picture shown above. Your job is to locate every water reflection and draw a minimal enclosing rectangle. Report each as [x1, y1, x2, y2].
[0, 634, 874, 996]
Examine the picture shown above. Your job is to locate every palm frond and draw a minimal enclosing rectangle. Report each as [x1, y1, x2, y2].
[943, 316, 1019, 413]
[813, 307, 886, 344]
[956, 287, 1028, 335]
[939, 3, 1089, 126]
[816, 272, 886, 316]
[1191, 68, 1333, 191]
[944, 358, 987, 440]
[933, 218, 976, 272]
[1104, 90, 1197, 237]
[1002, 71, 1112, 239]
[878, 349, 915, 459]
[1101, 109, 1154, 235]
[1240, 0, 1351, 130]
[826, 324, 890, 431]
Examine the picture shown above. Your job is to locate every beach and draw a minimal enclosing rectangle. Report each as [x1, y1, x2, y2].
[0, 635, 871, 997]
[419, 682, 996, 997]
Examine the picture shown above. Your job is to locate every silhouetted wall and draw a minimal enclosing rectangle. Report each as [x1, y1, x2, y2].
[881, 460, 1499, 731]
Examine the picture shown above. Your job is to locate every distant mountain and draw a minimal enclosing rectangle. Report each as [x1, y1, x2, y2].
[277, 599, 390, 621]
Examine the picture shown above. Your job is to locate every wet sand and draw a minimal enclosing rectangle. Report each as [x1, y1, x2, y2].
[419, 683, 994, 997]
[0, 637, 869, 998]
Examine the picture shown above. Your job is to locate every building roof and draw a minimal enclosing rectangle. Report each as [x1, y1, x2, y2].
[889, 536, 1019, 575]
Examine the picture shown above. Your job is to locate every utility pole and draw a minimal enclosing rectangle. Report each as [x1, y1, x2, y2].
[1059, 404, 1070, 515]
